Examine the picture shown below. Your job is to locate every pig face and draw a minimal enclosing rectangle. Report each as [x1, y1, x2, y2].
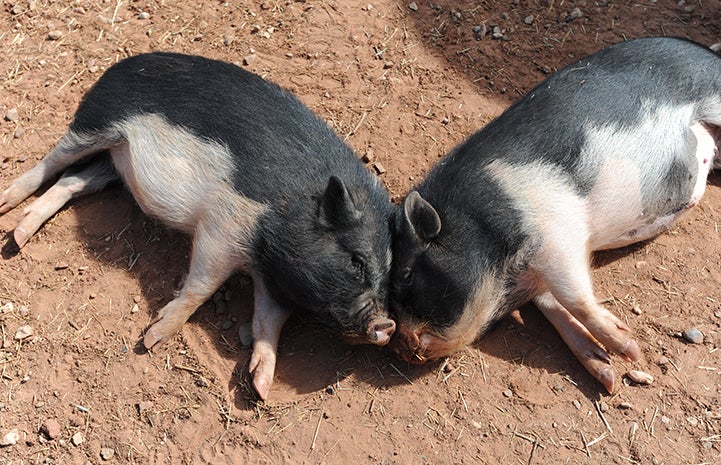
[259, 176, 396, 346]
[389, 191, 505, 363]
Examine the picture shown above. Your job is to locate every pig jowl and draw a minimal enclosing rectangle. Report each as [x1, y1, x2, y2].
[0, 52, 395, 401]
[390, 37, 721, 393]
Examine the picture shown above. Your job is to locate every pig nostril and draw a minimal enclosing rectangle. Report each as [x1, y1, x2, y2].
[370, 320, 396, 346]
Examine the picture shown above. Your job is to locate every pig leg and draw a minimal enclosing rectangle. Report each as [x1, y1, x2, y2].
[11, 155, 119, 247]
[143, 216, 241, 350]
[534, 291, 615, 392]
[248, 276, 290, 401]
[533, 225, 641, 363]
[0, 130, 115, 214]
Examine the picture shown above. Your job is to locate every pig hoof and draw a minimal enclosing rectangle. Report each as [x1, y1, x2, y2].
[252, 374, 272, 401]
[598, 367, 615, 393]
[143, 324, 172, 351]
[13, 227, 30, 248]
[369, 319, 396, 346]
[619, 339, 641, 362]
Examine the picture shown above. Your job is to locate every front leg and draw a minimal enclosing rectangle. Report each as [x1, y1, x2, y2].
[249, 276, 291, 401]
[534, 291, 616, 392]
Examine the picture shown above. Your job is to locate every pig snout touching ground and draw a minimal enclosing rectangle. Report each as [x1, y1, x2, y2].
[0, 52, 394, 401]
[390, 37, 721, 393]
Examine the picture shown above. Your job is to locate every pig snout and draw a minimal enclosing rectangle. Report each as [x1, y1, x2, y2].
[389, 320, 445, 364]
[367, 318, 396, 346]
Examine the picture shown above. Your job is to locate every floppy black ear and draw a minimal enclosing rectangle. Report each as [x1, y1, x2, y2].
[318, 176, 361, 228]
[402, 191, 441, 243]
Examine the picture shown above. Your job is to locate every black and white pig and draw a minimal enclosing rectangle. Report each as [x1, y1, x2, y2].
[389, 37, 721, 392]
[0, 52, 396, 400]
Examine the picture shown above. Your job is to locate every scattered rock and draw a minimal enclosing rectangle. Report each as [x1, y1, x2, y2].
[137, 401, 153, 414]
[565, 7, 583, 22]
[473, 24, 487, 39]
[100, 447, 115, 460]
[13, 127, 25, 139]
[238, 322, 254, 347]
[682, 328, 703, 344]
[0, 429, 20, 446]
[372, 162, 386, 174]
[41, 419, 61, 440]
[71, 431, 83, 446]
[618, 401, 634, 410]
[656, 356, 669, 366]
[47, 30, 63, 40]
[5, 108, 19, 122]
[1, 302, 13, 313]
[243, 54, 257, 66]
[631, 304, 642, 315]
[14, 325, 33, 340]
[523, 15, 534, 24]
[223, 35, 234, 46]
[408, 2, 418, 11]
[138, 12, 150, 19]
[502, 389, 513, 398]
[491, 26, 504, 40]
[599, 401, 609, 412]
[572, 399, 581, 410]
[383, 60, 394, 69]
[635, 260, 648, 268]
[626, 370, 654, 385]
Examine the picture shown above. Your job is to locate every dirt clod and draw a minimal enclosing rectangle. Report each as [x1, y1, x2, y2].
[40, 419, 61, 440]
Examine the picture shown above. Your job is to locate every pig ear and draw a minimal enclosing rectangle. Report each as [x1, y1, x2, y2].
[318, 176, 361, 228]
[402, 191, 441, 243]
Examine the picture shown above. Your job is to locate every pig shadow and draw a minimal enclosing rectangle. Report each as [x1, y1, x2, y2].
[0, 184, 401, 409]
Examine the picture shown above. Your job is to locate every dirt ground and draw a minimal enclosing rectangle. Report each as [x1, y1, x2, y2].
[1, 0, 721, 464]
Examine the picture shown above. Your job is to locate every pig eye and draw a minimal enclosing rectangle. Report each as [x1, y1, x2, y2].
[351, 254, 366, 280]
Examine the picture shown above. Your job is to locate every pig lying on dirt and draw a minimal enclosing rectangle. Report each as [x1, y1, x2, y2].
[0, 52, 395, 400]
[390, 37, 721, 392]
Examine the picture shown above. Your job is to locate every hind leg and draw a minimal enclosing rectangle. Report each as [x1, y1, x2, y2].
[534, 291, 615, 392]
[12, 154, 119, 247]
[0, 130, 117, 214]
[143, 216, 242, 350]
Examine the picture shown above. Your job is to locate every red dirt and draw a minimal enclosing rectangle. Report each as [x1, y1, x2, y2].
[1, 1, 720, 464]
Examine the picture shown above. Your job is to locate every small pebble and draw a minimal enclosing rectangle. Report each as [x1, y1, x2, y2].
[618, 401, 634, 410]
[572, 399, 581, 410]
[372, 162, 386, 174]
[626, 369, 654, 385]
[682, 328, 703, 344]
[656, 356, 669, 366]
[237, 322, 254, 347]
[523, 15, 534, 24]
[599, 401, 609, 412]
[13, 127, 25, 139]
[100, 447, 115, 460]
[131, 304, 139, 314]
[47, 30, 63, 40]
[687, 416, 698, 426]
[0, 429, 20, 446]
[71, 432, 83, 446]
[631, 304, 642, 315]
[137, 401, 153, 414]
[14, 324, 33, 340]
[1, 302, 13, 313]
[566, 7, 583, 21]
[4, 108, 19, 122]
[41, 419, 61, 440]
[502, 389, 513, 398]
[383, 60, 394, 69]
[635, 260, 648, 268]
[408, 2, 418, 11]
[243, 54, 257, 65]
[223, 35, 234, 46]
[138, 12, 150, 20]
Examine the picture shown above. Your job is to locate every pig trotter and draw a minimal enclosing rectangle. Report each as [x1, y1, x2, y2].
[535, 292, 617, 393]
[249, 277, 291, 401]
